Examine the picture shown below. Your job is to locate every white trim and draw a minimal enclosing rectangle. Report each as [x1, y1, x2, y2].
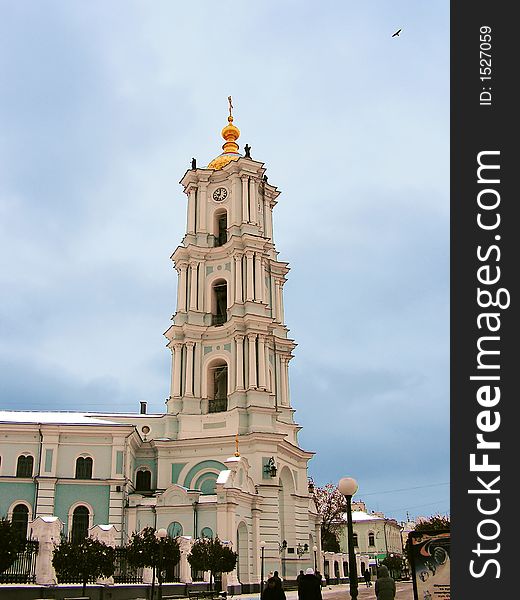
[74, 453, 94, 479]
[67, 501, 94, 537]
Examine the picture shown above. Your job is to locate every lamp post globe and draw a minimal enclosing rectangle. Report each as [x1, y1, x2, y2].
[313, 545, 318, 571]
[339, 477, 359, 600]
[338, 477, 358, 497]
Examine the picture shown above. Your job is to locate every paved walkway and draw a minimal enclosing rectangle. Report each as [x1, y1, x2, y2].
[232, 582, 413, 600]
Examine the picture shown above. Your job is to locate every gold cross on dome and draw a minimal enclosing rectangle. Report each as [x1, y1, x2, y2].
[235, 433, 240, 457]
[228, 96, 233, 118]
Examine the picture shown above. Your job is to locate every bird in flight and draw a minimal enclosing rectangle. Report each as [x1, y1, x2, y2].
[392, 29, 402, 37]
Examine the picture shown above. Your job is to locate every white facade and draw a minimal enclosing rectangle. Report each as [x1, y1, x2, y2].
[338, 502, 403, 575]
[0, 108, 321, 590]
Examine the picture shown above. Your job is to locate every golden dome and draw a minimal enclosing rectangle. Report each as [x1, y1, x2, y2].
[207, 97, 242, 170]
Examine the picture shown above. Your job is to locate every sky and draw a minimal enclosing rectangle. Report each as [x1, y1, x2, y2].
[0, 1, 449, 523]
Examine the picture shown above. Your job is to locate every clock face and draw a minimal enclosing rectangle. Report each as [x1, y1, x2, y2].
[213, 187, 228, 202]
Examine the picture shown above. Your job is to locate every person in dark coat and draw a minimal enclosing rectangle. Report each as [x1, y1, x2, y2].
[262, 576, 286, 600]
[375, 565, 396, 600]
[364, 568, 372, 586]
[297, 568, 322, 600]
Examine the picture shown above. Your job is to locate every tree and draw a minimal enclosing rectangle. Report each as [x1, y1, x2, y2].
[187, 536, 237, 590]
[0, 518, 23, 575]
[405, 514, 450, 568]
[52, 536, 115, 596]
[126, 527, 180, 594]
[381, 555, 404, 579]
[414, 514, 450, 533]
[311, 481, 348, 552]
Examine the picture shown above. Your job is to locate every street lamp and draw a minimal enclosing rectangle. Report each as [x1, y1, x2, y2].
[260, 541, 266, 591]
[338, 477, 359, 600]
[157, 528, 167, 600]
[313, 545, 318, 571]
[278, 540, 287, 578]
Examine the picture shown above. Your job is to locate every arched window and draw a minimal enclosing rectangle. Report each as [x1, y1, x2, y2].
[12, 504, 29, 540]
[71, 506, 89, 543]
[208, 360, 228, 413]
[75, 456, 93, 479]
[201, 527, 213, 539]
[211, 280, 227, 326]
[135, 469, 152, 492]
[214, 210, 227, 247]
[16, 455, 33, 478]
[167, 521, 183, 537]
[368, 532, 375, 546]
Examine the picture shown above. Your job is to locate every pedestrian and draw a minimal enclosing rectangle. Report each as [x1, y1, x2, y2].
[297, 567, 322, 600]
[272, 570, 283, 588]
[262, 577, 286, 600]
[314, 571, 324, 587]
[297, 570, 305, 600]
[375, 565, 396, 600]
[364, 568, 372, 587]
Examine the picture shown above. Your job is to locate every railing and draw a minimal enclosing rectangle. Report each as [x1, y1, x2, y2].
[208, 397, 227, 413]
[0, 539, 38, 584]
[211, 314, 226, 326]
[163, 557, 181, 583]
[113, 547, 143, 584]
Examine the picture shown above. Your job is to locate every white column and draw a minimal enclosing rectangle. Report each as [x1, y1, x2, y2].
[194, 341, 202, 397]
[259, 258, 266, 303]
[187, 187, 197, 234]
[197, 261, 205, 310]
[257, 335, 266, 390]
[279, 281, 285, 323]
[254, 253, 262, 301]
[280, 355, 288, 405]
[241, 176, 249, 222]
[178, 264, 188, 312]
[234, 254, 243, 303]
[251, 178, 258, 225]
[273, 280, 281, 321]
[264, 197, 272, 239]
[246, 252, 254, 301]
[264, 341, 271, 392]
[198, 183, 207, 232]
[185, 342, 194, 396]
[172, 343, 182, 397]
[31, 517, 62, 585]
[179, 537, 194, 583]
[235, 335, 245, 391]
[189, 264, 198, 311]
[248, 333, 257, 389]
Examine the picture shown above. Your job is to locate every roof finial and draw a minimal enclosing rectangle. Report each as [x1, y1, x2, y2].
[234, 433, 240, 457]
[228, 95, 233, 119]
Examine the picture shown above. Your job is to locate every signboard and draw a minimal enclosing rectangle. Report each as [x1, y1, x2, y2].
[409, 530, 450, 600]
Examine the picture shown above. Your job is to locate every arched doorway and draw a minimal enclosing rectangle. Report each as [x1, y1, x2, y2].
[237, 522, 249, 584]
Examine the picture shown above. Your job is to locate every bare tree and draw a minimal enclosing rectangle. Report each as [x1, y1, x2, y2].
[311, 481, 348, 552]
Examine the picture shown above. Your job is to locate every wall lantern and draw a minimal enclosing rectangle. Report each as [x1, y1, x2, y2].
[297, 543, 309, 557]
[264, 457, 277, 477]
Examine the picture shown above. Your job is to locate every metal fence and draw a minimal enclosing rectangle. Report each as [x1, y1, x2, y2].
[113, 547, 143, 584]
[0, 539, 39, 584]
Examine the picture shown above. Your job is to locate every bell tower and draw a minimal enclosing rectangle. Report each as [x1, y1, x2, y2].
[164, 99, 298, 442]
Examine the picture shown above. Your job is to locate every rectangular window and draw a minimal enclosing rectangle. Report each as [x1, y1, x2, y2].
[44, 449, 53, 473]
[116, 451, 124, 475]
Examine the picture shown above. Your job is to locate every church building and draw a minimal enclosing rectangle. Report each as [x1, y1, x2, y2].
[0, 101, 322, 589]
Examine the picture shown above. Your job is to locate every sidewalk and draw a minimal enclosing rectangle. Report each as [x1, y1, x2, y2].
[233, 582, 413, 600]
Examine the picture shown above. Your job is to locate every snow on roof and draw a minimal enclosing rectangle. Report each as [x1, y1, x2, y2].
[343, 510, 385, 522]
[0, 411, 130, 426]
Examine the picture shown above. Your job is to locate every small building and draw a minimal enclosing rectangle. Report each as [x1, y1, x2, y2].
[337, 501, 403, 576]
